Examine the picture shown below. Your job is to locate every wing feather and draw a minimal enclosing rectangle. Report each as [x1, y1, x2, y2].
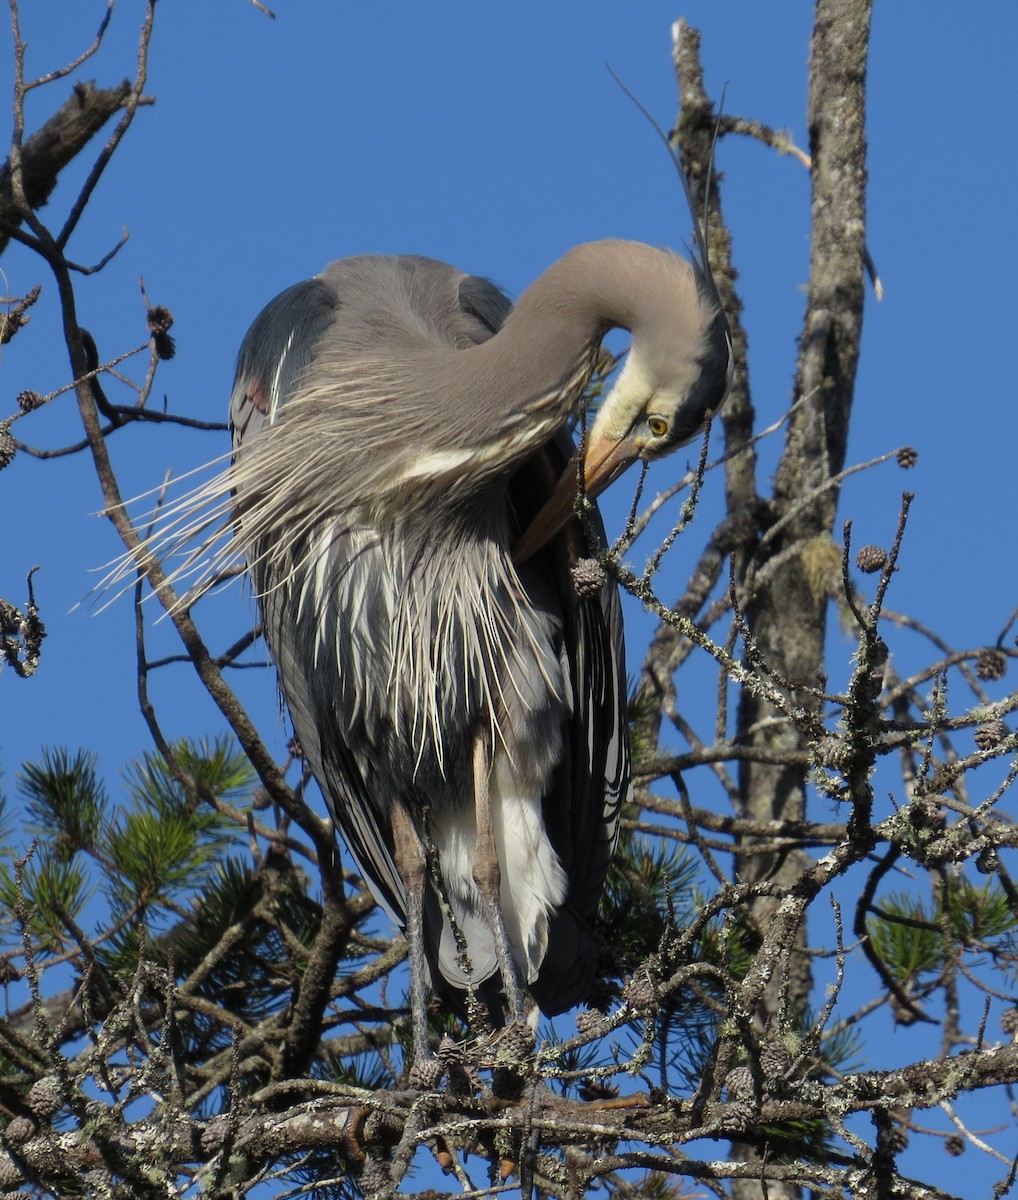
[508, 432, 630, 1012]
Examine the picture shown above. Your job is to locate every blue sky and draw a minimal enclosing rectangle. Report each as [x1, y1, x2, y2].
[2, 2, 1016, 1192]
[6, 0, 1012, 770]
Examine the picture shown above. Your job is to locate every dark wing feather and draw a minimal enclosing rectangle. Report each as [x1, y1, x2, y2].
[233, 284, 418, 936]
[257, 566, 412, 924]
[458, 274, 513, 335]
[228, 271, 411, 924]
[509, 433, 629, 1013]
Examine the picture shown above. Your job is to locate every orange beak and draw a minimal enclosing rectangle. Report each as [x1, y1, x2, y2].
[514, 431, 639, 564]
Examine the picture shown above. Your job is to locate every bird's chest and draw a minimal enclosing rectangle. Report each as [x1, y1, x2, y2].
[324, 519, 569, 800]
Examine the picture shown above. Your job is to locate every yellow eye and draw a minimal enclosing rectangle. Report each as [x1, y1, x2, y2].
[648, 416, 668, 438]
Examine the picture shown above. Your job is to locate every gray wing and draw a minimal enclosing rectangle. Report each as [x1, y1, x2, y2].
[229, 272, 413, 925]
[229, 265, 521, 936]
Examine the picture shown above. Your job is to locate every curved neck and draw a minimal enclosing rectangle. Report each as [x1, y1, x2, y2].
[279, 241, 702, 518]
[415, 240, 692, 469]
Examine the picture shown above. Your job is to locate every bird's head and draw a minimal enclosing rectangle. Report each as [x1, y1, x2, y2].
[515, 263, 732, 563]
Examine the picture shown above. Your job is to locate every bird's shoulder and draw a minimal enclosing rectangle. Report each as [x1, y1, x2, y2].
[318, 254, 511, 351]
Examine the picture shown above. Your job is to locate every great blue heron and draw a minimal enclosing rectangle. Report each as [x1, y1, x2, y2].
[225, 229, 731, 1073]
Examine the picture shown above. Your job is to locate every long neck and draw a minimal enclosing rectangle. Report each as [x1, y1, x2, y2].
[497, 238, 697, 363]
[413, 240, 686, 470]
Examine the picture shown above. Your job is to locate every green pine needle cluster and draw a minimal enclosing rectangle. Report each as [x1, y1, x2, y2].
[868, 877, 1018, 992]
[1, 739, 249, 954]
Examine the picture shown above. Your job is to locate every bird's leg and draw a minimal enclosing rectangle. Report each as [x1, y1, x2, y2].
[471, 731, 525, 1021]
[391, 803, 437, 1084]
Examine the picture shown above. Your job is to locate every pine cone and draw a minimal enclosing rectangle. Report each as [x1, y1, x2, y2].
[436, 1034, 462, 1067]
[408, 1055, 443, 1089]
[16, 389, 43, 413]
[498, 1020, 536, 1061]
[358, 1158, 391, 1195]
[944, 1133, 965, 1156]
[0, 423, 16, 469]
[0, 1153, 22, 1190]
[624, 969, 657, 1010]
[760, 1041, 792, 1077]
[999, 1007, 1018, 1036]
[975, 649, 1007, 682]
[855, 544, 887, 573]
[575, 1009, 602, 1038]
[975, 845, 999, 875]
[26, 1074, 63, 1118]
[146, 305, 174, 334]
[4, 1116, 35, 1144]
[896, 446, 918, 468]
[724, 1066, 754, 1100]
[435, 1032, 471, 1093]
[200, 1115, 231, 1152]
[717, 1100, 754, 1131]
[888, 1125, 909, 1153]
[572, 557, 607, 598]
[974, 718, 1007, 750]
